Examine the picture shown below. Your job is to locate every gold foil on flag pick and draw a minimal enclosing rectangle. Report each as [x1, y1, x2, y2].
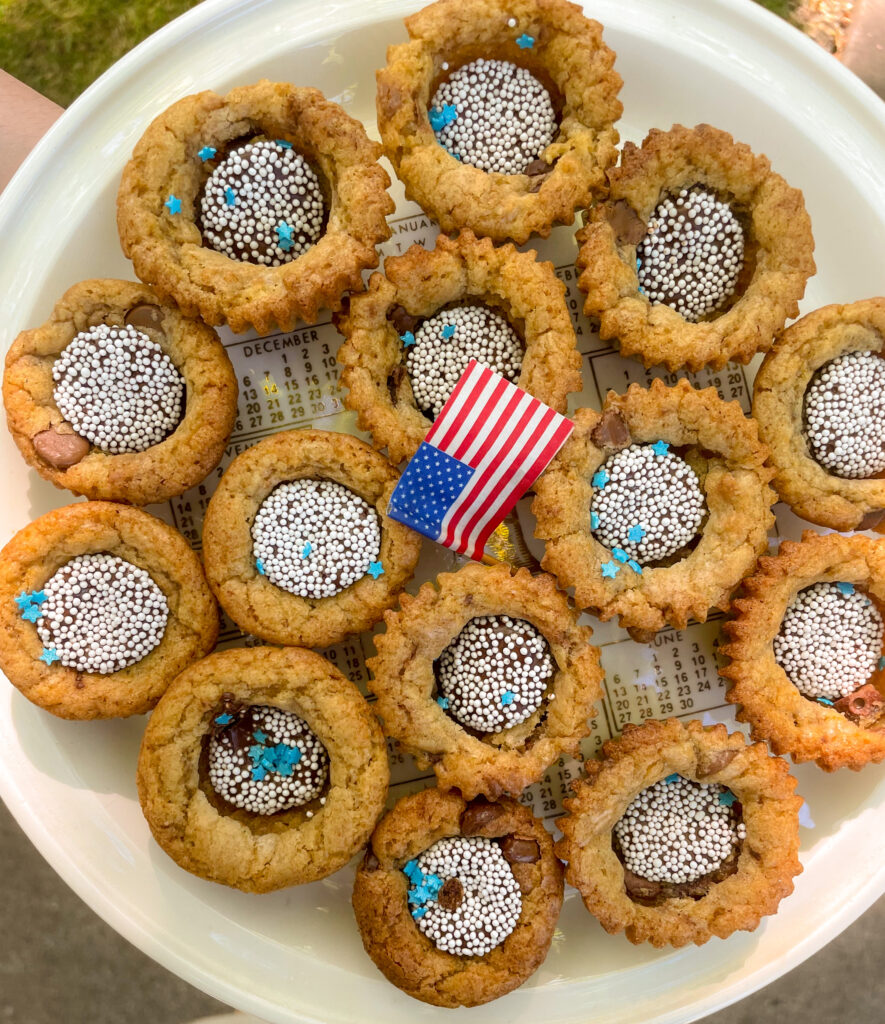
[481, 512, 542, 573]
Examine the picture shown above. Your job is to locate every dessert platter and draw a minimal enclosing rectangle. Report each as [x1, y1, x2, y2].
[0, 0, 884, 1022]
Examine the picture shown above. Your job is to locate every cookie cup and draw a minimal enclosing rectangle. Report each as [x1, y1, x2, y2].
[0, 502, 218, 719]
[3, 278, 237, 505]
[752, 298, 885, 531]
[117, 80, 393, 333]
[557, 719, 802, 948]
[577, 123, 815, 371]
[137, 646, 389, 892]
[376, 0, 621, 243]
[352, 787, 563, 1007]
[202, 429, 421, 648]
[532, 379, 775, 640]
[723, 532, 885, 771]
[336, 231, 581, 462]
[368, 563, 603, 798]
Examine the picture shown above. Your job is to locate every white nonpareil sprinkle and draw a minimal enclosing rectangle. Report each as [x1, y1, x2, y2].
[208, 705, 328, 815]
[52, 324, 183, 454]
[251, 478, 381, 599]
[407, 305, 522, 418]
[437, 614, 555, 732]
[637, 186, 744, 322]
[431, 58, 557, 175]
[35, 553, 168, 673]
[200, 140, 325, 265]
[414, 836, 522, 956]
[773, 581, 884, 699]
[591, 443, 706, 565]
[614, 777, 746, 885]
[804, 350, 885, 479]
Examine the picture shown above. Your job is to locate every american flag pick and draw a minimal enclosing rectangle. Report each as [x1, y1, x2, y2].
[387, 360, 574, 561]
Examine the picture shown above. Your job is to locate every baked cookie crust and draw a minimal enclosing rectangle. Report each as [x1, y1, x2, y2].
[368, 562, 603, 799]
[3, 279, 237, 505]
[336, 231, 582, 462]
[202, 429, 422, 648]
[352, 787, 563, 1006]
[577, 123, 815, 371]
[117, 80, 394, 334]
[0, 502, 218, 719]
[557, 718, 802, 948]
[723, 531, 885, 771]
[752, 298, 885, 531]
[137, 645, 389, 892]
[376, 0, 621, 244]
[532, 379, 775, 639]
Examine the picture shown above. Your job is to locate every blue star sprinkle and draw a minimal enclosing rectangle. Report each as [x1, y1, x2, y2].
[251, 765, 268, 782]
[651, 440, 670, 456]
[592, 469, 610, 489]
[501, 691, 515, 706]
[214, 713, 234, 726]
[516, 32, 535, 48]
[39, 648, 59, 665]
[627, 559, 643, 575]
[836, 581, 855, 596]
[277, 221, 294, 251]
[224, 186, 237, 207]
[590, 511, 600, 529]
[408, 884, 430, 905]
[424, 873, 443, 896]
[665, 773, 680, 784]
[164, 195, 181, 215]
[21, 604, 42, 623]
[301, 542, 313, 559]
[441, 324, 456, 339]
[878, 656, 885, 671]
[367, 561, 385, 580]
[275, 139, 293, 148]
[255, 558, 266, 576]
[198, 145, 217, 161]
[718, 790, 738, 807]
[817, 697, 834, 707]
[601, 561, 620, 579]
[14, 592, 32, 610]
[253, 729, 268, 743]
[612, 547, 628, 564]
[411, 906, 427, 919]
[403, 859, 422, 882]
[30, 590, 47, 605]
[449, 151, 461, 161]
[442, 103, 457, 123]
[401, 331, 416, 347]
[627, 524, 645, 543]
[436, 696, 450, 710]
[636, 257, 642, 271]
[429, 107, 447, 131]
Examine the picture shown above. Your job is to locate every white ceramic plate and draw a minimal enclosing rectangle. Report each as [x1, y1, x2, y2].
[2, 1, 885, 1022]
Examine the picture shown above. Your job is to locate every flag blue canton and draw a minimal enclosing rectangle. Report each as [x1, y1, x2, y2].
[388, 443, 473, 540]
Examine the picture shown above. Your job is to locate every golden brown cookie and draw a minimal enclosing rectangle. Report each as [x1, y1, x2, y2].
[577, 123, 815, 371]
[117, 80, 393, 334]
[137, 645, 389, 892]
[0, 502, 218, 719]
[3, 279, 237, 505]
[352, 787, 563, 1006]
[557, 719, 802, 948]
[532, 379, 776, 640]
[202, 429, 421, 648]
[753, 298, 885, 531]
[376, 0, 621, 243]
[336, 231, 582, 462]
[723, 532, 885, 771]
[368, 562, 603, 798]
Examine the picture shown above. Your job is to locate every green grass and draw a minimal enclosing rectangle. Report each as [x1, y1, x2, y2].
[1, 0, 803, 108]
[0, 0, 204, 106]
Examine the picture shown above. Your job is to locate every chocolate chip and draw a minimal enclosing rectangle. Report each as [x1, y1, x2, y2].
[524, 158, 552, 177]
[32, 427, 90, 469]
[858, 510, 885, 531]
[696, 749, 738, 778]
[363, 848, 380, 871]
[388, 305, 420, 336]
[437, 876, 464, 910]
[459, 798, 506, 835]
[605, 200, 647, 246]
[500, 837, 540, 864]
[123, 303, 164, 330]
[590, 409, 631, 451]
[834, 683, 885, 723]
